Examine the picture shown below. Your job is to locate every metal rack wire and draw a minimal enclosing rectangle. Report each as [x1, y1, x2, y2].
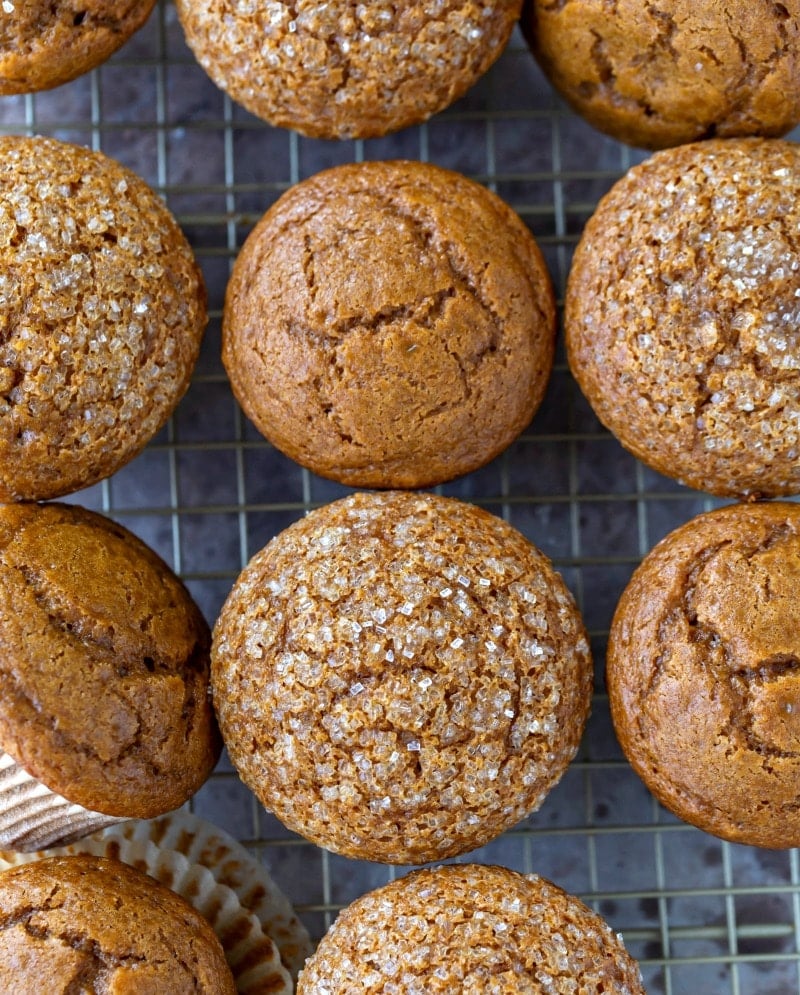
[2, 4, 799, 992]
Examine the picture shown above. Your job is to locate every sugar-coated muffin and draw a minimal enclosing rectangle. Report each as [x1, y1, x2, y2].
[0, 1, 157, 95]
[212, 491, 592, 864]
[0, 135, 206, 501]
[297, 864, 645, 994]
[176, 0, 521, 139]
[223, 160, 555, 490]
[522, 0, 800, 149]
[566, 138, 800, 499]
[0, 502, 220, 850]
[609, 502, 800, 849]
[0, 854, 236, 994]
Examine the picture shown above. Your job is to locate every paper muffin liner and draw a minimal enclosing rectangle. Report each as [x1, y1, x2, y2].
[0, 749, 121, 851]
[0, 811, 311, 993]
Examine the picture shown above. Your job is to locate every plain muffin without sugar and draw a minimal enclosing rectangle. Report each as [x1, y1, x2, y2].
[0, 1, 158, 95]
[609, 501, 800, 849]
[0, 811, 313, 994]
[0, 854, 236, 994]
[0, 502, 219, 851]
[0, 135, 206, 501]
[212, 491, 592, 864]
[176, 0, 522, 139]
[223, 160, 555, 490]
[297, 864, 645, 994]
[566, 137, 800, 499]
[522, 0, 800, 149]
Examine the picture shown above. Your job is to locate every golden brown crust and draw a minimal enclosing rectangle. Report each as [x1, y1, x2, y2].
[522, 0, 800, 150]
[566, 137, 800, 499]
[0, 1, 157, 95]
[212, 491, 591, 864]
[608, 501, 800, 848]
[176, 0, 521, 140]
[0, 502, 220, 818]
[0, 855, 236, 994]
[297, 864, 645, 994]
[223, 160, 555, 490]
[0, 135, 206, 501]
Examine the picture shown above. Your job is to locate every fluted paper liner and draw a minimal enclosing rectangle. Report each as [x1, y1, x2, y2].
[0, 749, 121, 851]
[0, 811, 311, 993]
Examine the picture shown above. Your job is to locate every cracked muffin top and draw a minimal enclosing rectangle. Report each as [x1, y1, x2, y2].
[0, 501, 219, 818]
[176, 0, 521, 139]
[609, 501, 800, 848]
[0, 135, 206, 502]
[223, 160, 555, 489]
[566, 138, 800, 499]
[522, 0, 800, 149]
[0, 1, 157, 95]
[0, 854, 236, 994]
[212, 491, 592, 864]
[298, 864, 644, 994]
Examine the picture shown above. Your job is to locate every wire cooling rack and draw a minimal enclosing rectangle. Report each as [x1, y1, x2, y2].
[3, 5, 800, 993]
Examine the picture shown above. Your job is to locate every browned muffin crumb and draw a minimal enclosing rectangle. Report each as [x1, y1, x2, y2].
[522, 0, 800, 149]
[223, 160, 555, 490]
[176, 0, 521, 139]
[0, 854, 236, 993]
[297, 864, 645, 994]
[0, 1, 157, 95]
[212, 491, 591, 864]
[566, 137, 800, 499]
[0, 502, 219, 818]
[0, 135, 206, 501]
[609, 501, 800, 848]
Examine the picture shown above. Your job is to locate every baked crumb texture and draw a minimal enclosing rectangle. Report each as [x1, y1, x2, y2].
[523, 0, 800, 149]
[297, 864, 645, 995]
[609, 501, 800, 849]
[0, 1, 158, 94]
[212, 491, 592, 864]
[223, 160, 555, 489]
[0, 135, 206, 501]
[0, 855, 236, 994]
[0, 502, 219, 818]
[566, 137, 800, 499]
[176, 0, 522, 139]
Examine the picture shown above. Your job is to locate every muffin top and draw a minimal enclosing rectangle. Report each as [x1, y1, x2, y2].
[0, 1, 157, 95]
[0, 135, 206, 501]
[0, 854, 236, 994]
[609, 501, 800, 848]
[566, 138, 800, 498]
[212, 491, 591, 864]
[0, 502, 219, 818]
[176, 0, 521, 139]
[223, 160, 555, 489]
[297, 864, 644, 994]
[523, 0, 800, 149]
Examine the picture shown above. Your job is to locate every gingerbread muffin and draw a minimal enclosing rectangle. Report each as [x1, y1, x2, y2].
[522, 0, 800, 149]
[0, 501, 219, 850]
[609, 501, 800, 849]
[297, 864, 645, 994]
[176, 0, 521, 140]
[212, 491, 592, 864]
[223, 160, 555, 490]
[0, 854, 235, 993]
[0, 811, 314, 994]
[0, 135, 206, 501]
[0, 1, 157, 95]
[566, 138, 800, 499]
